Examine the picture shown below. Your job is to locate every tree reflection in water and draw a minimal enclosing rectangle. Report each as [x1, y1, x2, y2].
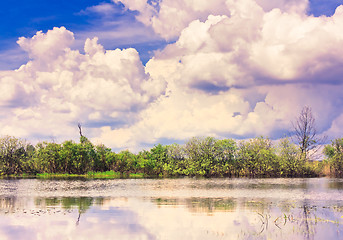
[0, 178, 343, 239]
[0, 195, 343, 239]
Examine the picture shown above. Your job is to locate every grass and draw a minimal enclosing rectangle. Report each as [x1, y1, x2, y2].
[128, 172, 145, 178]
[87, 171, 121, 178]
[35, 171, 145, 179]
[36, 173, 85, 178]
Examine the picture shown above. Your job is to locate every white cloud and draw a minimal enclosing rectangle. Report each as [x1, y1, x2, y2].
[2, 1, 343, 151]
[113, 0, 311, 40]
[250, 7, 343, 80]
[17, 27, 75, 63]
[323, 113, 343, 140]
[0, 27, 166, 142]
[113, 0, 229, 40]
[93, 1, 343, 150]
[81, 3, 119, 15]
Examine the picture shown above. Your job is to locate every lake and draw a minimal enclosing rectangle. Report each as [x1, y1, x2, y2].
[0, 177, 343, 239]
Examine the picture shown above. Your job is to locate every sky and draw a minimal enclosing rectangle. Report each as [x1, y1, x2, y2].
[0, 0, 343, 151]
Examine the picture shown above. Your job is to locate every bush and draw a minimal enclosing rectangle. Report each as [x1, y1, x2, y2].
[0, 136, 32, 175]
[324, 138, 343, 177]
[277, 138, 305, 177]
[236, 137, 279, 177]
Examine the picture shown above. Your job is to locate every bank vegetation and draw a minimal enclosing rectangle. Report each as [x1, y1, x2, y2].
[0, 134, 342, 178]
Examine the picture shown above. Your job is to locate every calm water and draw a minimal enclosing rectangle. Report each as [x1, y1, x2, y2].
[0, 178, 343, 240]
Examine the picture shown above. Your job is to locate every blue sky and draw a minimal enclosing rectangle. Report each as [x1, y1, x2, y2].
[1, 0, 341, 70]
[0, 0, 166, 69]
[309, 0, 343, 16]
[1, 0, 343, 151]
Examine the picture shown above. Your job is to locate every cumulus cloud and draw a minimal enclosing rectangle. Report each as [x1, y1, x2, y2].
[0, 27, 166, 142]
[17, 27, 75, 63]
[113, 0, 311, 40]
[113, 0, 229, 40]
[250, 6, 343, 81]
[2, 0, 343, 151]
[93, 0, 343, 150]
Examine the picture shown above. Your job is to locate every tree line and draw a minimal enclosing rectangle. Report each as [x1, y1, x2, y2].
[0, 133, 342, 178]
[0, 106, 342, 178]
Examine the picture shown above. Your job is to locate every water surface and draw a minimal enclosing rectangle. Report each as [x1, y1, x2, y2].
[0, 178, 342, 239]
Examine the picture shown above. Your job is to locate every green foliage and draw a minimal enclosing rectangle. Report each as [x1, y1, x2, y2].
[138, 144, 168, 176]
[236, 137, 279, 177]
[165, 143, 186, 176]
[277, 138, 305, 177]
[60, 140, 89, 174]
[212, 139, 237, 176]
[115, 150, 138, 173]
[324, 138, 343, 177]
[165, 137, 237, 177]
[183, 137, 217, 177]
[0, 136, 32, 175]
[94, 144, 112, 172]
[104, 152, 117, 171]
[303, 160, 325, 177]
[33, 136, 113, 175]
[34, 142, 62, 173]
[0, 133, 341, 178]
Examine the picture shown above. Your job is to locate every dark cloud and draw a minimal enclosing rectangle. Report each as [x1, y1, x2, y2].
[191, 80, 230, 94]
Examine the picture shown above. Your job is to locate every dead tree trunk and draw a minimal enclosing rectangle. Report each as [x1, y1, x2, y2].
[78, 123, 83, 137]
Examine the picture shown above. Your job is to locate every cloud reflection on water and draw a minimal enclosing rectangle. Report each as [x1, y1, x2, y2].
[0, 178, 343, 239]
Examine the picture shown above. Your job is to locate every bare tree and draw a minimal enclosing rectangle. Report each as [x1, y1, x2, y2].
[292, 106, 325, 161]
[78, 123, 83, 137]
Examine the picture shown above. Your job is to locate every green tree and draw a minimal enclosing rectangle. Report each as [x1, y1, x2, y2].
[324, 138, 343, 177]
[34, 142, 62, 173]
[165, 143, 186, 176]
[94, 144, 112, 172]
[212, 139, 237, 177]
[59, 140, 78, 173]
[139, 144, 168, 176]
[277, 138, 304, 177]
[115, 150, 137, 173]
[183, 137, 217, 177]
[236, 137, 279, 177]
[0, 136, 30, 175]
[104, 151, 117, 171]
